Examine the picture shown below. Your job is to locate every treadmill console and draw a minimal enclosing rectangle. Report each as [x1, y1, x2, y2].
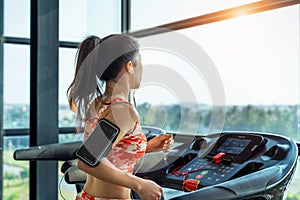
[167, 133, 266, 189]
[135, 131, 296, 194]
[207, 133, 265, 163]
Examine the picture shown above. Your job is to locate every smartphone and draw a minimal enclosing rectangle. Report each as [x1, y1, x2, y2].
[75, 118, 120, 167]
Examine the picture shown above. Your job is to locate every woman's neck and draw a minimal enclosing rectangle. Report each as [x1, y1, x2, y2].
[103, 81, 130, 101]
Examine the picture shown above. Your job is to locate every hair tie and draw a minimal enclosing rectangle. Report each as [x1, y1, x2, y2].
[94, 37, 102, 47]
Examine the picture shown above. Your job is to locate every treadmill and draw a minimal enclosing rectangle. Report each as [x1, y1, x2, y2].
[14, 130, 299, 200]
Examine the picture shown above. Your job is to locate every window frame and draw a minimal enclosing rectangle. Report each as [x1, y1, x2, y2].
[1, 0, 297, 137]
[0, 0, 299, 199]
[129, 0, 299, 37]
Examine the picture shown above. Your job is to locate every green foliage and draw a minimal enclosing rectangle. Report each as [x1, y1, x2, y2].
[223, 105, 298, 139]
[6, 192, 20, 200]
[4, 172, 19, 180]
[137, 103, 299, 140]
[285, 192, 300, 200]
[5, 103, 298, 140]
[3, 104, 76, 129]
[3, 105, 30, 129]
[20, 168, 29, 179]
[3, 180, 29, 200]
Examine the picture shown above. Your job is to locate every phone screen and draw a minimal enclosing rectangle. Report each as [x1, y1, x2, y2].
[75, 119, 120, 167]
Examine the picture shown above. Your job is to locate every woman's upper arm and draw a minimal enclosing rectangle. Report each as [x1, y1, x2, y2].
[104, 103, 138, 146]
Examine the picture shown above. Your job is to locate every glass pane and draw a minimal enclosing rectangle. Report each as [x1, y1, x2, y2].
[3, 44, 30, 129]
[58, 160, 78, 200]
[131, 0, 259, 31]
[135, 48, 213, 133]
[58, 133, 82, 200]
[59, 0, 121, 42]
[3, 136, 29, 200]
[284, 158, 300, 200]
[135, 5, 299, 139]
[134, 6, 299, 199]
[59, 48, 77, 127]
[59, 133, 83, 143]
[4, 0, 30, 37]
[178, 5, 299, 139]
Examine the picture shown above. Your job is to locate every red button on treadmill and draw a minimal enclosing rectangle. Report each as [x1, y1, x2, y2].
[196, 174, 204, 179]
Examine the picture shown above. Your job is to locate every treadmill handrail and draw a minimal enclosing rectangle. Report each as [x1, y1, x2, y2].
[13, 141, 81, 161]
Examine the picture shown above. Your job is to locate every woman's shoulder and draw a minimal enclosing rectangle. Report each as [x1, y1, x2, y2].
[105, 100, 139, 134]
[85, 97, 138, 134]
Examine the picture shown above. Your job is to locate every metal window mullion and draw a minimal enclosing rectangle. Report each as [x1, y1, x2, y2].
[3, 129, 30, 136]
[2, 37, 80, 48]
[59, 41, 79, 48]
[3, 36, 30, 45]
[0, 0, 4, 199]
[121, 0, 130, 33]
[129, 0, 299, 38]
[30, 0, 59, 200]
[2, 128, 79, 136]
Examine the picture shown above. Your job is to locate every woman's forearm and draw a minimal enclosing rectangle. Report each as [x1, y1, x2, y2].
[77, 156, 163, 200]
[77, 158, 142, 192]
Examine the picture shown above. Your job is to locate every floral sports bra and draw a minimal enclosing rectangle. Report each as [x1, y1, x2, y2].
[84, 98, 147, 174]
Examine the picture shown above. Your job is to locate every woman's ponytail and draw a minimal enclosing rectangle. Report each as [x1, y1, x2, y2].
[66, 35, 102, 128]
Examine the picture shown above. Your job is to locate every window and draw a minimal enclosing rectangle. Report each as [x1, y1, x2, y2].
[58, 0, 123, 127]
[135, 5, 299, 139]
[58, 134, 83, 200]
[131, 0, 259, 30]
[59, 0, 121, 42]
[59, 48, 77, 127]
[3, 0, 30, 37]
[134, 5, 299, 199]
[1, 1, 299, 200]
[3, 136, 29, 200]
[3, 44, 30, 129]
[178, 5, 299, 140]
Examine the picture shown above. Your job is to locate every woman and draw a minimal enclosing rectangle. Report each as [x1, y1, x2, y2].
[67, 34, 173, 200]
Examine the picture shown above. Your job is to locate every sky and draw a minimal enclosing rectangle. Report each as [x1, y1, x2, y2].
[2, 0, 299, 106]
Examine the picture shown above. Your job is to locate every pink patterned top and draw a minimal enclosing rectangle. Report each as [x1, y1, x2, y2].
[84, 98, 147, 174]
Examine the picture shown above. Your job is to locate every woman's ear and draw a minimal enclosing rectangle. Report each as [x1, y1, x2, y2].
[125, 61, 134, 73]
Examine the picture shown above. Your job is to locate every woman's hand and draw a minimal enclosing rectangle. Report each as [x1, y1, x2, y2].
[135, 179, 163, 200]
[146, 134, 174, 153]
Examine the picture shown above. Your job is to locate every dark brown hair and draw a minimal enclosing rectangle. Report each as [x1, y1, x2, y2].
[66, 34, 139, 130]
